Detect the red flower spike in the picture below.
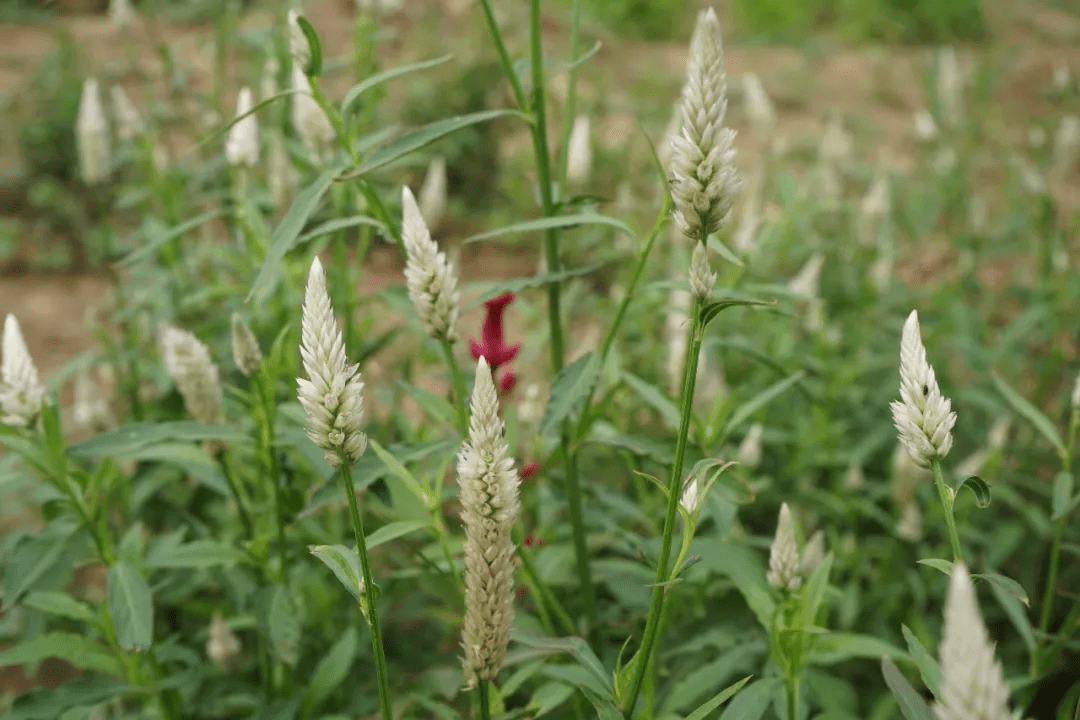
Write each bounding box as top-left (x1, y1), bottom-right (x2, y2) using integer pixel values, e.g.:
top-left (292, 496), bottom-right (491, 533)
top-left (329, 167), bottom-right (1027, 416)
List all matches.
top-left (499, 370), bottom-right (517, 397)
top-left (468, 292), bottom-right (521, 373)
top-left (520, 461), bottom-right (540, 480)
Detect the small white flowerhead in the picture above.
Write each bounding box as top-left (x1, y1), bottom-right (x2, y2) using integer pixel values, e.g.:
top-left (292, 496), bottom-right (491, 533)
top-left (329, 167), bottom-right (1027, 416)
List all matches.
top-left (669, 8), bottom-right (741, 240)
top-left (890, 310), bottom-right (957, 468)
top-left (800, 530), bottom-right (826, 577)
top-left (1053, 65), bottom-right (1072, 92)
top-left (969, 195), bottom-right (988, 234)
top-left (110, 85), bottom-right (145, 143)
top-left (861, 168), bottom-right (891, 224)
top-left (268, 133), bottom-right (297, 209)
top-left (1, 315), bottom-right (46, 428)
top-left (934, 563), bottom-right (1012, 720)
top-left (1071, 372), bottom-right (1080, 413)
top-left (914, 109), bottom-right (938, 142)
top-left (230, 313), bottom-right (263, 377)
top-left (566, 114), bottom-right (593, 186)
top-left (291, 65), bottom-right (335, 160)
top-left (737, 423), bottom-right (763, 469)
top-left (789, 253), bottom-right (824, 298)
top-left (418, 155), bottom-right (448, 229)
top-left (517, 383), bottom-right (544, 425)
top-left (298, 257), bottom-right (367, 467)
top-left (225, 87), bottom-right (259, 168)
top-left (77, 78), bottom-right (111, 186)
top-left (401, 186), bottom-right (461, 342)
top-left (843, 462), bottom-right (864, 492)
top-left (206, 612), bottom-right (241, 671)
top-left (733, 169), bottom-right (761, 257)
top-left (72, 367), bottom-right (110, 432)
top-left (679, 477), bottom-right (700, 515)
top-left (688, 243), bottom-right (716, 301)
top-left (109, 0), bottom-right (136, 30)
top-left (1051, 115), bottom-right (1080, 178)
top-left (742, 72), bottom-right (774, 147)
top-left (288, 10), bottom-right (312, 73)
top-left (819, 113), bottom-right (853, 166)
top-left (161, 326), bottom-right (224, 428)
top-left (896, 500), bottom-right (923, 542)
top-left (768, 503), bottom-right (801, 590)
top-left (261, 58), bottom-right (280, 101)
top-left (936, 47), bottom-right (964, 130)
top-left (459, 356), bottom-right (520, 687)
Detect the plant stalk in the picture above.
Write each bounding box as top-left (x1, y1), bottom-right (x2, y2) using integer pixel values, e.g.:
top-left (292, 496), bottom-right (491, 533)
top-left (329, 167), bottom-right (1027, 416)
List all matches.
top-left (439, 337), bottom-right (470, 435)
top-left (478, 679), bottom-right (492, 720)
top-left (931, 459), bottom-right (963, 563)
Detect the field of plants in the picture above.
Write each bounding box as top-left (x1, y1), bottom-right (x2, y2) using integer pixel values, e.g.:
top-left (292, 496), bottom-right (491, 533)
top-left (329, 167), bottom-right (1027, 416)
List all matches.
top-left (0, 0), bottom-right (1079, 718)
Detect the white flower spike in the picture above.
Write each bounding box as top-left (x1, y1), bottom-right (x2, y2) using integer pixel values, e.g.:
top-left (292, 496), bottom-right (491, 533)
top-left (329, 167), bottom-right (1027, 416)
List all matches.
top-left (77, 79), bottom-right (111, 186)
top-left (688, 243), bottom-right (716, 301)
top-left (669, 8), bottom-right (741, 240)
top-left (225, 87), bottom-right (259, 168)
top-left (1, 315), bottom-right (46, 428)
top-left (291, 65), bottom-right (336, 160)
top-left (401, 186), bottom-right (461, 342)
top-left (298, 257), bottom-right (367, 467)
top-left (767, 503), bottom-right (801, 591)
top-left (679, 477), bottom-right (700, 515)
top-left (890, 310), bottom-right (957, 468)
top-left (288, 10), bottom-right (312, 73)
top-left (737, 422), bottom-right (763, 469)
top-left (161, 326), bottom-right (224, 428)
top-left (110, 85), bottom-right (145, 143)
top-left (230, 313), bottom-right (263, 377)
top-left (742, 72), bottom-right (775, 146)
top-left (566, 114), bottom-right (593, 186)
top-left (418, 155), bottom-right (448, 229)
top-left (934, 563), bottom-right (1012, 720)
top-left (206, 612), bottom-right (242, 671)
top-left (459, 356), bottom-right (520, 688)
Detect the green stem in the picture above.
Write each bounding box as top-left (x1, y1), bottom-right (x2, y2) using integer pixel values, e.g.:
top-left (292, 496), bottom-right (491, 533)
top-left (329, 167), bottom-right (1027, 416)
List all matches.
top-left (1033, 515), bottom-right (1066, 673)
top-left (931, 460), bottom-right (963, 563)
top-left (256, 376), bottom-right (288, 582)
top-left (786, 674), bottom-right (800, 720)
top-left (440, 337), bottom-right (470, 435)
top-left (338, 458), bottom-right (394, 720)
top-left (216, 452), bottom-right (254, 541)
top-left (477, 0), bottom-right (528, 110)
top-left (478, 680), bottom-right (492, 720)
top-left (515, 522), bottom-right (576, 637)
top-left (625, 297), bottom-right (703, 717)
top-left (561, 443), bottom-right (597, 636)
top-left (1037, 596), bottom-right (1080, 677)
top-left (432, 510), bottom-right (465, 596)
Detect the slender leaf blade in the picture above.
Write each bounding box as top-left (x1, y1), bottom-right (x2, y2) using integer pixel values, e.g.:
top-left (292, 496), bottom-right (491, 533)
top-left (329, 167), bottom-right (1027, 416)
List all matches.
top-left (465, 214), bottom-right (634, 244)
top-left (539, 353), bottom-right (600, 438)
top-left (107, 562), bottom-right (153, 651)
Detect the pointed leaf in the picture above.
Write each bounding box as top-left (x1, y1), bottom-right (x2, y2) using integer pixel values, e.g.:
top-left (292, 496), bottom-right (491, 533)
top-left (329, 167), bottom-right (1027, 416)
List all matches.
top-left (991, 372), bottom-right (1066, 460)
top-left (901, 625), bottom-right (942, 697)
top-left (67, 422), bottom-right (246, 458)
top-left (340, 54), bottom-right (453, 116)
top-left (397, 381), bottom-right (457, 429)
top-left (511, 630), bottom-right (613, 695)
top-left (973, 572), bottom-right (1029, 607)
top-left (622, 372), bottom-right (681, 429)
top-left (365, 520), bottom-right (430, 550)
top-left (309, 627), bottom-right (358, 705)
top-left (717, 677), bottom-right (782, 720)
top-left (367, 438), bottom-right (428, 506)
top-left (120, 211), bottom-right (224, 268)
top-left (684, 676), bottom-right (753, 720)
top-left (107, 562), bottom-right (153, 651)
top-left (955, 475), bottom-right (991, 508)
top-left (808, 631), bottom-right (906, 665)
top-left (294, 15), bottom-right (322, 76)
top-left (0, 633), bottom-right (122, 676)
top-left (296, 216), bottom-right (387, 245)
top-left (143, 540), bottom-right (247, 569)
top-left (917, 558), bottom-right (954, 575)
top-left (1051, 471), bottom-right (1075, 521)
top-left (797, 554), bottom-right (834, 628)
top-left (268, 585), bottom-right (301, 665)
top-left (699, 296), bottom-right (774, 330)
top-left (341, 110), bottom-right (524, 178)
top-left (881, 657), bottom-right (935, 720)
top-left (718, 371), bottom-right (806, 444)
top-left (21, 591), bottom-right (95, 625)
top-left (465, 214), bottom-right (634, 244)
top-left (468, 265), bottom-right (601, 307)
top-left (309, 544), bottom-right (363, 602)
top-left (539, 352), bottom-right (600, 438)
top-left (987, 578), bottom-right (1035, 652)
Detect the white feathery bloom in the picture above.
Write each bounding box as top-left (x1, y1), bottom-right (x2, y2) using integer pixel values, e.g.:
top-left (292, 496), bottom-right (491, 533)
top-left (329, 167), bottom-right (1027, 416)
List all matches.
top-left (679, 477), bottom-right (701, 515)
top-left (767, 503), bottom-right (801, 591)
top-left (298, 257), bottom-right (367, 467)
top-left (110, 85), bottom-right (144, 142)
top-left (401, 186), bottom-right (461, 342)
top-left (871, 251), bottom-right (894, 293)
top-left (73, 368), bottom-right (110, 432)
top-left (1053, 65), bottom-right (1072, 92)
top-left (206, 612), bottom-right (241, 671)
top-left (459, 356), bottom-right (520, 688)
top-left (268, 133), bottom-right (297, 209)
top-left (1, 315), bottom-right (46, 428)
top-left (800, 530), bottom-right (826, 577)
top-left (896, 500), bottom-right (923, 542)
top-left (914, 109), bottom-right (938, 142)
top-left (109, 0), bottom-right (136, 29)
top-left (669, 8), bottom-right (741, 240)
top-left (819, 113), bottom-right (853, 166)
top-left (890, 310), bottom-right (957, 468)
top-left (1028, 126), bottom-right (1047, 150)
top-left (288, 10), bottom-right (312, 72)
top-left (517, 383), bottom-right (544, 425)
top-left (737, 422), bottom-right (763, 469)
top-left (261, 58), bottom-right (279, 101)
top-left (742, 72), bottom-right (774, 146)
top-left (1071, 373), bottom-right (1080, 412)
top-left (1051, 115), bottom-right (1080, 177)
top-left (225, 87), bottom-right (259, 168)
top-left (861, 169), bottom-right (891, 224)
top-left (418, 155), bottom-right (448, 229)
top-left (732, 169), bottom-right (761, 256)
top-left (688, 243), bottom-right (716, 301)
top-left (844, 462), bottom-right (864, 492)
top-left (987, 417), bottom-right (1010, 451)
top-left (789, 253), bottom-right (824, 298)
top-left (291, 65), bottom-right (336, 160)
top-left (892, 441), bottom-right (927, 506)
top-left (231, 313), bottom-right (263, 377)
top-left (77, 79), bottom-right (111, 185)
top-left (934, 563), bottom-right (1012, 720)
top-left (936, 47), bottom-right (964, 130)
top-left (161, 326), bottom-right (224, 427)
top-left (566, 114), bottom-right (593, 186)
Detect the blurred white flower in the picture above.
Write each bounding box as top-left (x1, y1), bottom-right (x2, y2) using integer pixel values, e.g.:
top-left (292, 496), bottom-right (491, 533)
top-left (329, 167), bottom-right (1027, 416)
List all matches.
top-left (225, 87), bottom-right (259, 168)
top-left (230, 313), bottom-right (263, 377)
top-left (843, 462), bottom-right (864, 492)
top-left (161, 326), bottom-right (224, 429)
top-left (767, 503), bottom-right (801, 591)
top-left (109, 0), bottom-right (136, 30)
top-left (914, 109), bottom-right (938, 142)
top-left (77, 79), bottom-right (111, 185)
top-left (789, 253), bottom-right (824, 298)
top-left (1072, 373), bottom-right (1080, 412)
top-left (206, 612), bottom-right (241, 671)
top-left (261, 58), bottom-right (279, 101)
top-left (860, 168), bottom-right (891, 237)
top-left (896, 500), bottom-right (923, 542)
top-left (891, 310), bottom-right (956, 468)
top-left (1, 315), bottom-right (46, 428)
top-left (968, 195), bottom-right (988, 234)
top-left (288, 10), bottom-right (312, 72)
top-left (679, 477), bottom-right (701, 515)
top-left (517, 383), bottom-right (544, 425)
top-left (742, 72), bottom-right (775, 147)
top-left (72, 367), bottom-right (110, 432)
top-left (800, 530), bottom-right (826, 577)
top-left (733, 168), bottom-right (761, 257)
top-left (110, 85), bottom-right (145, 142)
top-left (291, 65), bottom-right (336, 160)
top-left (1051, 115), bottom-right (1080, 177)
top-left (566, 114), bottom-right (593, 186)
top-left (418, 155), bottom-right (448, 230)
top-left (1052, 65), bottom-right (1072, 92)
top-left (936, 47), bottom-right (964, 129)
top-left (665, 285), bottom-right (691, 396)
top-left (870, 250), bottom-right (894, 293)
top-left (670, 8), bottom-right (741, 240)
top-left (934, 563), bottom-right (1012, 720)
top-left (1027, 126), bottom-right (1047, 150)
top-left (819, 113), bottom-right (853, 166)
top-left (737, 423), bottom-right (763, 469)
top-left (268, 133), bottom-right (297, 209)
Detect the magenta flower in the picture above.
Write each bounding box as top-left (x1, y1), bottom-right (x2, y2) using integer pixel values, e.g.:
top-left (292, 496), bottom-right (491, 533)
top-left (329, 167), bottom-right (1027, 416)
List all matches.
top-left (469, 293), bottom-right (521, 373)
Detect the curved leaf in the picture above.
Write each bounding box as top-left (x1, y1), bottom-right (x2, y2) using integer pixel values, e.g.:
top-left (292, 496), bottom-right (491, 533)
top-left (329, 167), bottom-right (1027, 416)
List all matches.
top-left (340, 55), bottom-right (453, 117)
top-left (0, 633), bottom-right (122, 676)
top-left (991, 372), bottom-right (1065, 460)
top-left (465, 214), bottom-right (634, 244)
top-left (510, 630), bottom-right (613, 696)
top-left (956, 475), bottom-right (991, 508)
top-left (881, 657), bottom-right (935, 720)
top-left (540, 353), bottom-right (600, 438)
top-left (684, 675), bottom-right (753, 720)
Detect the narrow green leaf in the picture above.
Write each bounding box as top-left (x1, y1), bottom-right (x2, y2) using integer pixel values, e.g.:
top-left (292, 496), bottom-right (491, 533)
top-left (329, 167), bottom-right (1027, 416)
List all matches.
top-left (797, 554), bottom-right (834, 628)
top-left (309, 627), bottom-right (358, 705)
top-left (577, 685), bottom-right (622, 720)
top-left (294, 16), bottom-right (322, 76)
top-left (621, 372), bottom-right (681, 429)
top-left (719, 371), bottom-right (806, 444)
top-left (881, 657), bottom-right (936, 720)
top-left (67, 422), bottom-right (246, 458)
top-left (309, 544), bottom-right (363, 602)
top-left (0, 633), bottom-right (122, 676)
top-left (365, 520), bottom-right (430, 550)
top-left (695, 539), bottom-right (776, 629)
top-left (699, 296), bottom-right (774, 330)
top-left (956, 475), bottom-right (991, 508)
top-left (973, 572), bottom-right (1029, 607)
top-left (396, 381), bottom-right (457, 428)
top-left (684, 676), bottom-right (753, 720)
top-left (991, 372), bottom-right (1066, 459)
top-left (539, 353), bottom-right (600, 438)
top-left (340, 54), bottom-right (453, 116)
top-left (195, 90), bottom-right (299, 151)
top-left (717, 677), bottom-right (782, 720)
top-left (467, 265), bottom-right (601, 307)
top-left (143, 540), bottom-right (247, 569)
top-left (107, 562), bottom-right (153, 651)
top-left (367, 438), bottom-right (428, 505)
top-left (464, 214), bottom-right (634, 244)
top-left (660, 645), bottom-right (761, 714)
top-left (268, 585), bottom-right (301, 665)
top-left (987, 578), bottom-right (1035, 653)
top-left (917, 558), bottom-right (954, 575)
top-left (341, 110), bottom-right (523, 178)
top-left (901, 625), bottom-right (942, 696)
top-left (296, 216), bottom-right (387, 244)
top-left (2, 532), bottom-right (71, 610)
top-left (119, 211), bottom-right (224, 268)
top-left (247, 165), bottom-right (342, 303)
top-left (511, 630), bottom-right (613, 695)
top-left (1051, 471), bottom-right (1074, 521)
top-left (808, 631), bottom-right (906, 665)
top-left (21, 591), bottom-right (95, 624)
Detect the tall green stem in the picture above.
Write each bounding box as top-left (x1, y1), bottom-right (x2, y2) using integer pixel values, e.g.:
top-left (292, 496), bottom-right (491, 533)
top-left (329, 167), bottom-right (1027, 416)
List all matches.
top-left (786, 675), bottom-right (800, 720)
top-left (930, 460), bottom-right (962, 563)
top-left (216, 452), bottom-right (254, 541)
top-left (1032, 515), bottom-right (1066, 675)
top-left (338, 458), bottom-right (394, 719)
top-left (439, 338), bottom-right (470, 435)
top-left (625, 296), bottom-right (703, 715)
top-left (478, 680), bottom-right (492, 720)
